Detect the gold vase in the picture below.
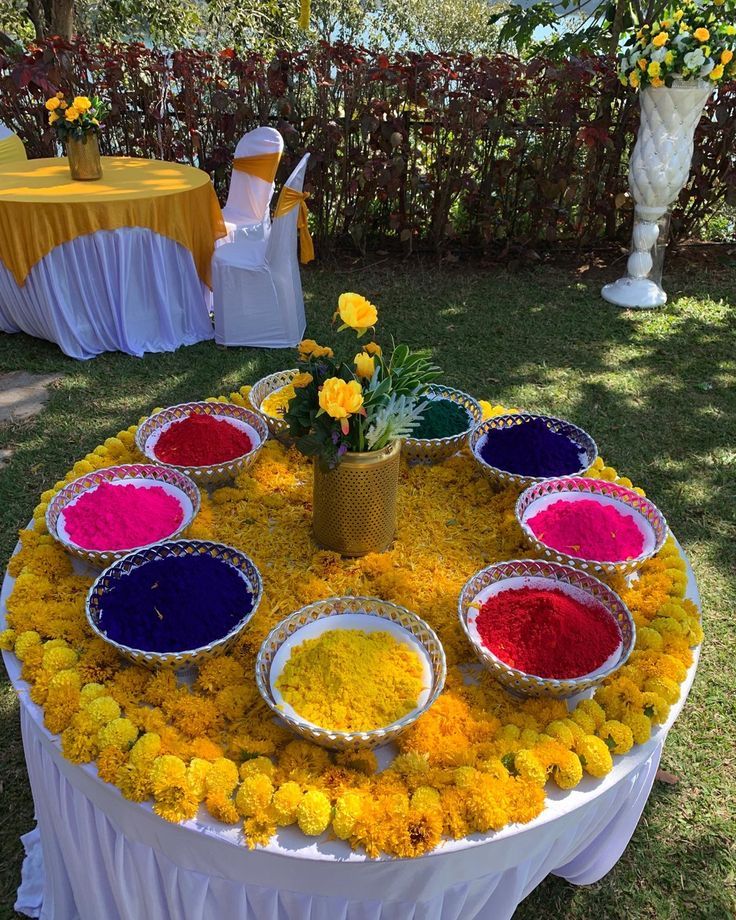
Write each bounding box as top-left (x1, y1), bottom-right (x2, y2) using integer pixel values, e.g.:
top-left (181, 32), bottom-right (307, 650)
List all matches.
top-left (312, 440), bottom-right (401, 556)
top-left (67, 135), bottom-right (102, 181)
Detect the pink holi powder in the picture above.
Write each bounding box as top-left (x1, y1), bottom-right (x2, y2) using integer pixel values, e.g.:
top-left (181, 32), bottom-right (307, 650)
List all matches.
top-left (62, 481), bottom-right (185, 551)
top-left (527, 498), bottom-right (646, 562)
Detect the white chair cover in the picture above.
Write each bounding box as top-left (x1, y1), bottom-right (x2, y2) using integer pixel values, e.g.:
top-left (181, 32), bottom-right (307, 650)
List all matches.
top-left (212, 153), bottom-right (310, 348)
top-left (0, 121), bottom-right (27, 165)
top-left (221, 127), bottom-right (284, 245)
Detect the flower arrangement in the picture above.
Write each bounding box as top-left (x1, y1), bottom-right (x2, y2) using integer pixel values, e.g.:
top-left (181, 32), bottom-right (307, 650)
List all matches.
top-left (45, 93), bottom-right (109, 140)
top-left (0, 390), bottom-right (702, 857)
top-left (619, 1), bottom-right (736, 89)
top-left (283, 293), bottom-right (441, 466)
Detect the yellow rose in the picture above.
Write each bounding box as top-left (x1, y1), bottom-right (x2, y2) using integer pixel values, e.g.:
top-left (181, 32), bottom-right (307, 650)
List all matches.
top-left (363, 341), bottom-right (382, 357)
top-left (629, 70), bottom-right (640, 88)
top-left (73, 96), bottom-right (92, 112)
top-left (652, 32), bottom-right (668, 47)
top-left (297, 339), bottom-right (334, 360)
top-left (48, 111), bottom-right (60, 124)
top-left (665, 51), bottom-right (675, 65)
top-left (709, 64), bottom-right (724, 81)
top-left (65, 107), bottom-right (80, 122)
top-left (693, 28), bottom-right (710, 42)
top-left (638, 58), bottom-right (648, 71)
top-left (318, 378), bottom-right (364, 434)
top-left (722, 50), bottom-right (734, 65)
top-left (647, 61), bottom-right (661, 77)
top-left (353, 352), bottom-right (375, 379)
top-left (673, 9), bottom-right (684, 20)
top-left (651, 76), bottom-right (665, 87)
top-left (45, 97), bottom-right (60, 111)
top-left (336, 293), bottom-right (377, 336)
top-left (292, 372), bottom-right (313, 388)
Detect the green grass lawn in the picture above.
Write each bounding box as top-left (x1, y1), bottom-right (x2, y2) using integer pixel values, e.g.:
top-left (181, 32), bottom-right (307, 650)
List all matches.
top-left (1, 259), bottom-right (734, 919)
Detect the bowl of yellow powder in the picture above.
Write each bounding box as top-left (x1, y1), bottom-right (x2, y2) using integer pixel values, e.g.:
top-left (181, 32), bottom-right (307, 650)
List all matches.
top-left (255, 596), bottom-right (447, 751)
top-left (249, 368), bottom-right (300, 443)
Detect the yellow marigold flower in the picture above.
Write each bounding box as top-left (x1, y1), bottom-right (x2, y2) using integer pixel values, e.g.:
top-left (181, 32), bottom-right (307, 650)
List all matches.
top-left (61, 711), bottom-right (99, 764)
top-left (693, 27), bottom-right (709, 42)
top-left (577, 699), bottom-right (606, 730)
top-left (244, 807), bottom-right (278, 848)
top-left (97, 745), bottom-right (127, 783)
top-left (42, 644), bottom-right (78, 674)
top-left (545, 720), bottom-right (575, 747)
top-left (129, 731), bottom-right (162, 765)
top-left (15, 630), bottom-right (42, 661)
top-left (641, 691), bottom-right (670, 724)
top-left (0, 628), bottom-right (16, 651)
top-left (72, 96), bottom-right (92, 112)
top-left (636, 626), bottom-right (664, 651)
top-left (297, 338), bottom-right (334, 360)
top-left (204, 757), bottom-right (239, 796)
top-left (709, 64), bottom-right (724, 81)
top-left (336, 292), bottom-right (378, 336)
top-left (116, 762), bottom-right (152, 802)
top-left (514, 750), bottom-right (547, 786)
top-left (363, 341), bottom-right (382, 357)
top-left (549, 749), bottom-right (583, 789)
top-left (150, 755), bottom-right (198, 823)
top-left (206, 789), bottom-right (240, 824)
top-left (235, 774), bottom-right (274, 816)
top-left (332, 791), bottom-right (364, 838)
top-left (272, 781), bottom-right (303, 825)
top-left (722, 49), bottom-right (734, 65)
top-left (385, 807), bottom-right (443, 857)
top-left (570, 708), bottom-right (596, 735)
top-left (98, 717), bottom-right (138, 751)
top-left (85, 695), bottom-right (121, 727)
top-left (239, 756), bottom-right (275, 780)
top-left (353, 351), bottom-right (376, 379)
top-left (79, 682), bottom-right (107, 704)
top-left (652, 31), bottom-right (668, 47)
top-left (466, 788), bottom-right (509, 833)
top-left (576, 735), bottom-right (613, 778)
top-left (622, 711), bottom-right (652, 744)
top-left (597, 720), bottom-right (634, 755)
top-left (65, 106), bottom-right (80, 122)
top-left (643, 675), bottom-right (680, 705)
top-left (187, 758), bottom-right (211, 800)
top-left (411, 786), bottom-right (441, 811)
top-left (318, 378), bottom-right (364, 434)
top-left (296, 789), bottom-right (332, 836)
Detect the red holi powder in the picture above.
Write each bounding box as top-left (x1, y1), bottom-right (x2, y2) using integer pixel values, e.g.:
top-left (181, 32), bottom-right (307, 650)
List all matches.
top-left (475, 586), bottom-right (621, 678)
top-left (154, 415), bottom-right (253, 467)
top-left (527, 498), bottom-right (645, 562)
top-left (63, 481), bottom-right (185, 551)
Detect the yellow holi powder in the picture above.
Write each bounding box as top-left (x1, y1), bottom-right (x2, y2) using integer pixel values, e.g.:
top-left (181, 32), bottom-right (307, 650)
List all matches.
top-left (261, 385), bottom-right (296, 419)
top-left (276, 628), bottom-right (425, 731)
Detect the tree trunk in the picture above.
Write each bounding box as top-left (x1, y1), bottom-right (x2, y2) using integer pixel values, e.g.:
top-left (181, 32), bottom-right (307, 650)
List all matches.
top-left (26, 0), bottom-right (47, 40)
top-left (51, 0), bottom-right (74, 38)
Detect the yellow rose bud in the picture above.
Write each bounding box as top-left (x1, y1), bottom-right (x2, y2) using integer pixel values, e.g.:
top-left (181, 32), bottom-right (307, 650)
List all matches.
top-left (291, 372), bottom-right (313, 388)
top-left (335, 292), bottom-right (378, 336)
top-left (693, 28), bottom-right (710, 42)
top-left (45, 97), bottom-right (60, 111)
top-left (652, 32), bottom-right (668, 47)
top-left (353, 352), bottom-right (375, 379)
top-left (722, 50), bottom-right (734, 65)
top-left (673, 9), bottom-right (684, 20)
top-left (709, 64), bottom-right (724, 81)
top-left (318, 378), bottom-right (364, 434)
top-left (48, 111), bottom-right (60, 124)
top-left (72, 96), bottom-right (92, 112)
top-left (638, 58), bottom-right (648, 71)
top-left (363, 341), bottom-right (382, 357)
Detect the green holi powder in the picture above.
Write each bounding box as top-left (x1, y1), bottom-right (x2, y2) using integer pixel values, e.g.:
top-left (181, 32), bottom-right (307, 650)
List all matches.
top-left (412, 398), bottom-right (472, 439)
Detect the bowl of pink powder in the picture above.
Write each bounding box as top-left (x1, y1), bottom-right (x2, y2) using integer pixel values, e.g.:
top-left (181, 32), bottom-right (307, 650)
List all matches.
top-left (47, 464), bottom-right (200, 568)
top-left (136, 402), bottom-right (269, 486)
top-left (516, 476), bottom-right (668, 576)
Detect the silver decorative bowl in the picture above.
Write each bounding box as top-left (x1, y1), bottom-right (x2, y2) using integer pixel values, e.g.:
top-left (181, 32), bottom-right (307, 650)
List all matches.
top-left (136, 401), bottom-right (268, 487)
top-left (516, 476), bottom-right (669, 577)
top-left (403, 385), bottom-right (483, 464)
top-left (469, 413), bottom-right (598, 490)
top-left (458, 559), bottom-right (635, 699)
top-left (46, 464), bottom-right (201, 568)
top-left (255, 596), bottom-right (447, 751)
top-left (86, 540), bottom-right (263, 670)
top-left (248, 368), bottom-right (299, 444)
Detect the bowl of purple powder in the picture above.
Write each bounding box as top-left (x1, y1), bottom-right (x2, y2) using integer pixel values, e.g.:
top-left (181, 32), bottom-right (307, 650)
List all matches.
top-left (469, 413), bottom-right (598, 489)
top-left (86, 540), bottom-right (263, 669)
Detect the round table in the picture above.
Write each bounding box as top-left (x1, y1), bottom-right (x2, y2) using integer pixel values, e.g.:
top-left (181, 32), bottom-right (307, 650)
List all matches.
top-left (2, 542), bottom-right (700, 920)
top-left (0, 157), bottom-right (226, 359)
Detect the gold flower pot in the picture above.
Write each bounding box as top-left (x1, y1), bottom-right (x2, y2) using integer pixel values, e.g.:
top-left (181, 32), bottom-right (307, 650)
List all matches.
top-left (312, 440), bottom-right (401, 556)
top-left (67, 135), bottom-right (102, 181)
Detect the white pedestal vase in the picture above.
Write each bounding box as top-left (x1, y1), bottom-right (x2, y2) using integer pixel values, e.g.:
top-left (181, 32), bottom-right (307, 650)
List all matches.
top-left (602, 79), bottom-right (711, 309)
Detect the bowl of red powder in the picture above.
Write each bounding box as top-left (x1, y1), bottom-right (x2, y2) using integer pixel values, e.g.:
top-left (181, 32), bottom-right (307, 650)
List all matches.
top-left (86, 540), bottom-right (263, 669)
top-left (458, 559), bottom-right (635, 698)
top-left (46, 464), bottom-right (200, 568)
top-left (516, 476), bottom-right (668, 576)
top-left (136, 402), bottom-right (269, 486)
top-left (469, 414), bottom-right (598, 489)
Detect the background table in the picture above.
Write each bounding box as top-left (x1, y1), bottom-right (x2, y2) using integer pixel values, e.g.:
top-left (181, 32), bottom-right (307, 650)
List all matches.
top-left (0, 157), bottom-right (225, 359)
top-left (1, 545), bottom-right (700, 920)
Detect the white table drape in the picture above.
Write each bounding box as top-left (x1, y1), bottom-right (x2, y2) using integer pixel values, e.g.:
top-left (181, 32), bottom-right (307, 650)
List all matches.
top-left (0, 229), bottom-right (214, 360)
top-left (2, 543), bottom-right (700, 920)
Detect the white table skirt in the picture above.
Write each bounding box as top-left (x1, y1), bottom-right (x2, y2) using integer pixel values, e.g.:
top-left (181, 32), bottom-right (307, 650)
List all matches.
top-left (3, 544), bottom-right (700, 920)
top-left (0, 228), bottom-right (214, 360)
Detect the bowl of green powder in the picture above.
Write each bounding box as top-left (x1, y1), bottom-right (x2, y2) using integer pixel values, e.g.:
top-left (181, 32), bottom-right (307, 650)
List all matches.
top-left (404, 385), bottom-right (482, 464)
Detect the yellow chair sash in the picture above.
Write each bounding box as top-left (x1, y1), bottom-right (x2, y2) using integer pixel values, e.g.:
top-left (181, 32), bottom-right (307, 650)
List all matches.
top-left (274, 187), bottom-right (315, 264)
top-left (232, 151), bottom-right (281, 184)
top-left (0, 133), bottom-right (27, 166)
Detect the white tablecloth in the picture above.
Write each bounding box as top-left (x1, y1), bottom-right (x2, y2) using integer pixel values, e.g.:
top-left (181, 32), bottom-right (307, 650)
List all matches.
top-left (0, 228), bottom-right (214, 360)
top-left (2, 546), bottom-right (700, 920)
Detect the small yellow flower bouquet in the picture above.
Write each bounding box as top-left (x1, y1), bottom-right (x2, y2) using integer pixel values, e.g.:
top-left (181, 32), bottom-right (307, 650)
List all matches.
top-left (284, 293), bottom-right (441, 466)
top-left (618, 1), bottom-right (736, 89)
top-left (45, 92), bottom-right (109, 141)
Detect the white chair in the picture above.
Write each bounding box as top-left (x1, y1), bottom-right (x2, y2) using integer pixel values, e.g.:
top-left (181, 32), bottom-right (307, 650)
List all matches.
top-left (221, 126), bottom-right (283, 245)
top-left (212, 153), bottom-right (312, 348)
top-left (0, 122), bottom-right (27, 166)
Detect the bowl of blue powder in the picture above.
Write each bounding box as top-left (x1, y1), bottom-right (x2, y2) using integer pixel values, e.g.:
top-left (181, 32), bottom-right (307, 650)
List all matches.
top-left (404, 384), bottom-right (482, 465)
top-left (86, 540), bottom-right (263, 669)
top-left (470, 413), bottom-right (598, 489)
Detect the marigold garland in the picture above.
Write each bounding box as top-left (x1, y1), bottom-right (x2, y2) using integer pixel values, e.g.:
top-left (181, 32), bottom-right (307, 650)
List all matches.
top-left (0, 385), bottom-right (702, 858)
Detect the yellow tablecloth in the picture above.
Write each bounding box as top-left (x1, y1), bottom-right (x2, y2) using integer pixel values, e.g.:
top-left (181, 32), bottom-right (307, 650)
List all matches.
top-left (0, 157), bottom-right (226, 288)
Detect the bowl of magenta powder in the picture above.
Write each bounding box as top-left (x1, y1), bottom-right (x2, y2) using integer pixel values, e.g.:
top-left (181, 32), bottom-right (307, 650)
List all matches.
top-left (516, 476), bottom-right (668, 576)
top-left (458, 559), bottom-right (635, 698)
top-left (46, 464), bottom-right (200, 568)
top-left (469, 413), bottom-right (597, 488)
top-left (86, 540), bottom-right (263, 668)
top-left (403, 384), bottom-right (482, 464)
top-left (136, 402), bottom-right (269, 486)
